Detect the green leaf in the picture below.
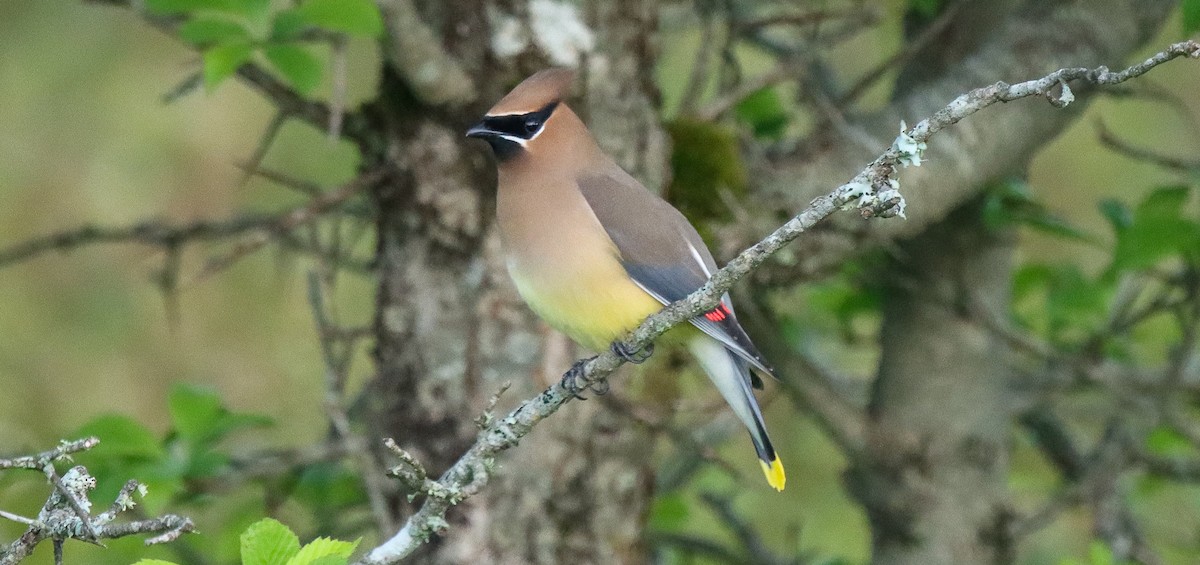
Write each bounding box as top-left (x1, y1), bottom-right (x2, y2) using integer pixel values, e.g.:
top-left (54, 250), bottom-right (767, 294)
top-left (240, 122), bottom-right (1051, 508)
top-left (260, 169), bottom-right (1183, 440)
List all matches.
top-left (734, 87), bottom-right (789, 139)
top-left (1146, 425), bottom-right (1193, 457)
top-left (1088, 540), bottom-right (1115, 565)
top-left (293, 462), bottom-right (368, 511)
top-left (1109, 186), bottom-right (1199, 273)
top-left (168, 383), bottom-right (272, 443)
top-left (179, 17), bottom-right (252, 46)
top-left (146, 0), bottom-right (226, 14)
top-left (75, 415), bottom-right (164, 460)
top-left (169, 384), bottom-right (225, 441)
top-left (664, 119), bottom-right (747, 236)
top-left (222, 0), bottom-right (271, 19)
top-left (1098, 199), bottom-right (1132, 232)
top-left (306, 557), bottom-right (349, 565)
top-left (296, 0), bottom-right (384, 37)
top-left (1184, 0), bottom-right (1200, 35)
top-left (286, 537), bottom-right (361, 565)
top-left (242, 518), bottom-right (301, 565)
top-left (909, 0), bottom-right (943, 18)
top-left (203, 42), bottom-right (255, 91)
top-left (147, 0), bottom-right (267, 17)
top-left (265, 44), bottom-right (324, 95)
top-left (271, 9), bottom-right (311, 41)
top-left (648, 493), bottom-right (690, 529)
top-left (1138, 185), bottom-right (1190, 218)
top-left (983, 179), bottom-right (1095, 243)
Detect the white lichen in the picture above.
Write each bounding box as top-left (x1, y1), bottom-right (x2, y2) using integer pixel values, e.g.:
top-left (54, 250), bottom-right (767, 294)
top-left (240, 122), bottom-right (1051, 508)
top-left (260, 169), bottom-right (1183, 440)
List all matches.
top-left (891, 120), bottom-right (927, 168)
top-left (115, 489), bottom-right (137, 511)
top-left (529, 0), bottom-right (595, 66)
top-left (877, 179), bottom-right (907, 219)
top-left (843, 179), bottom-right (907, 219)
top-left (488, 1), bottom-right (595, 66)
top-left (841, 181), bottom-right (874, 211)
top-left (490, 12), bottom-right (527, 59)
top-left (1056, 80), bottom-right (1074, 106)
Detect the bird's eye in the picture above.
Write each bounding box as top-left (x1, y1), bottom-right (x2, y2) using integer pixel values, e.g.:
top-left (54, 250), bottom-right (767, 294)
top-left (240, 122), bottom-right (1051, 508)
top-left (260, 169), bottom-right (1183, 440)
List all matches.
top-left (523, 118), bottom-right (542, 134)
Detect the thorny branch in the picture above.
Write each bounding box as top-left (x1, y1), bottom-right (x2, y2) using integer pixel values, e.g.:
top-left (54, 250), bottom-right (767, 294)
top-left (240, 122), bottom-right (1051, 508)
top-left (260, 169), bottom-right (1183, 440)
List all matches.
top-left (354, 40), bottom-right (1200, 565)
top-left (0, 439), bottom-right (194, 564)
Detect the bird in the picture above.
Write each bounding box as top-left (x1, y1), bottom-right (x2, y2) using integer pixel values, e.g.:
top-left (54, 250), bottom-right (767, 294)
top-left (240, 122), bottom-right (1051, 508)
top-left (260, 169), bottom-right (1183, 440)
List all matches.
top-left (466, 68), bottom-right (785, 491)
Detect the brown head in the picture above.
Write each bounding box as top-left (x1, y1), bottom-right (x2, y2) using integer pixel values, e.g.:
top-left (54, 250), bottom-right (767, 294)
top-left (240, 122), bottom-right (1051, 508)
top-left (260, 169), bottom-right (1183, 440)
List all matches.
top-left (467, 69), bottom-right (596, 165)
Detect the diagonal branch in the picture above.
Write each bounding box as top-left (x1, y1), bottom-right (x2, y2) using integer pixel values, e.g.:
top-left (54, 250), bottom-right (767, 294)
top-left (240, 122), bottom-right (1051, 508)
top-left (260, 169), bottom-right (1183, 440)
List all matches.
top-left (354, 40), bottom-right (1200, 565)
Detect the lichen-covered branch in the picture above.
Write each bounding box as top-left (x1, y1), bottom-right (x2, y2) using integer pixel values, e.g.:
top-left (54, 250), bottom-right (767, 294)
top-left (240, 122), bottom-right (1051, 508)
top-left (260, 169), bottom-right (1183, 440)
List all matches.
top-left (353, 39), bottom-right (1199, 564)
top-left (0, 440), bottom-right (194, 564)
top-left (0, 438), bottom-right (98, 471)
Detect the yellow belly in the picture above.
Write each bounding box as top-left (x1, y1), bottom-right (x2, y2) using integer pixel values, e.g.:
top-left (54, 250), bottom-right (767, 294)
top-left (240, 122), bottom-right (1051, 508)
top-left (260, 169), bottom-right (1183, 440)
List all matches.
top-left (508, 258), bottom-right (663, 351)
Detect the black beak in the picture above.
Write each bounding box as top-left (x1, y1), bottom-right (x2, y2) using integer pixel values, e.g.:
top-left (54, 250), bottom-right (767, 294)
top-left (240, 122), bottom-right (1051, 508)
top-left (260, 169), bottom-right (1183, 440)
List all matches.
top-left (466, 121), bottom-right (494, 139)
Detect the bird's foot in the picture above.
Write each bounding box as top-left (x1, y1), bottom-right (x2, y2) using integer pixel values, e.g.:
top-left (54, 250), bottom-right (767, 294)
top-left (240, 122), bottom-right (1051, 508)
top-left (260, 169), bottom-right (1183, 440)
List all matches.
top-left (560, 356), bottom-right (598, 400)
top-left (612, 341), bottom-right (654, 364)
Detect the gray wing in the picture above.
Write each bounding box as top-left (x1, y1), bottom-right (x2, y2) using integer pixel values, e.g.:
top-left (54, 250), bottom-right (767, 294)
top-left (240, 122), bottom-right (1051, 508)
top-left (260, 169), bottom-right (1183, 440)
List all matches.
top-left (576, 166), bottom-right (775, 383)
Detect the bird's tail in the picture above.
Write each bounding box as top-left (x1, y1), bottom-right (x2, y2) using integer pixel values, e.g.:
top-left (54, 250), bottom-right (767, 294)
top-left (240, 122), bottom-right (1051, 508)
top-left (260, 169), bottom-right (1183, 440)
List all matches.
top-left (687, 335), bottom-right (785, 492)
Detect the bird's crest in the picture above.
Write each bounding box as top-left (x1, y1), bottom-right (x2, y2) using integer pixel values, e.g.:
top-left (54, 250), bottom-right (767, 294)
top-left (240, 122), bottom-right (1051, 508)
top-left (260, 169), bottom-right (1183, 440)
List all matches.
top-left (488, 68), bottom-right (576, 116)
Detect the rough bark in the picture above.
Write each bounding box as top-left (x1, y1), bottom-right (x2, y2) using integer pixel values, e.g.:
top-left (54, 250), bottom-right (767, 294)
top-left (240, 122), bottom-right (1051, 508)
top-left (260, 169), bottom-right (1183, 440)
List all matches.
top-left (364, 1), bottom-right (663, 563)
top-left (850, 201), bottom-right (1016, 565)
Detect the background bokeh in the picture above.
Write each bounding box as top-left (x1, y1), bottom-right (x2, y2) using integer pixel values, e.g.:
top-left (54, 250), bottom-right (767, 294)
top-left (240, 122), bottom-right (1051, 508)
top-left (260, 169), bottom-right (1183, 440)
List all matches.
top-left (1, 1), bottom-right (1198, 564)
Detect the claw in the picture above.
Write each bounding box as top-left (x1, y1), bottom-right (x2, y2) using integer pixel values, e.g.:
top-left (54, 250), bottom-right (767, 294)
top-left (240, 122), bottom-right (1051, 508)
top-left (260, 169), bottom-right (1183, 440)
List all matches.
top-left (612, 341), bottom-right (654, 364)
top-left (560, 357), bottom-right (595, 400)
top-left (590, 377), bottom-right (610, 396)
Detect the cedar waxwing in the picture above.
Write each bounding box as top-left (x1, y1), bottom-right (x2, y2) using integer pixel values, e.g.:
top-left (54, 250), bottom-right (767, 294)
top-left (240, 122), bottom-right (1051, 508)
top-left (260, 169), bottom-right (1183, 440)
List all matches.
top-left (467, 69), bottom-right (785, 491)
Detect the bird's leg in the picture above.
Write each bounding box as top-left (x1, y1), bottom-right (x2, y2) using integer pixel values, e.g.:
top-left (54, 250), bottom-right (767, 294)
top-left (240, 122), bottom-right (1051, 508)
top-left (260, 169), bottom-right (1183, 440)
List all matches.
top-left (560, 356), bottom-right (597, 400)
top-left (612, 341), bottom-right (654, 364)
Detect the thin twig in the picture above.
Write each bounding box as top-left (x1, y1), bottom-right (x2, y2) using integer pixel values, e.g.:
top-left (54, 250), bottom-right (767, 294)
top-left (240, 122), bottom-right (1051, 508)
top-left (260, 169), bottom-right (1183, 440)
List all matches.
top-left (0, 218), bottom-right (274, 268)
top-left (329, 35), bottom-right (348, 141)
top-left (0, 441), bottom-right (195, 564)
top-left (699, 492), bottom-right (795, 565)
top-left (1096, 120), bottom-right (1200, 173)
top-left (191, 168), bottom-right (386, 283)
top-left (308, 272), bottom-right (395, 536)
top-left (835, 1), bottom-right (963, 108)
top-left (42, 466), bottom-right (101, 542)
top-left (237, 110), bottom-right (290, 189)
top-left (0, 438), bottom-right (99, 471)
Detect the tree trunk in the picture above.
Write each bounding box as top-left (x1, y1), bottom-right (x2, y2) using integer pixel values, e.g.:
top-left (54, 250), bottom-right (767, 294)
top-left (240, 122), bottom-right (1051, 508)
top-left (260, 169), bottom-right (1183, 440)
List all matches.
top-left (850, 201), bottom-right (1016, 565)
top-left (365, 1), bottom-right (664, 562)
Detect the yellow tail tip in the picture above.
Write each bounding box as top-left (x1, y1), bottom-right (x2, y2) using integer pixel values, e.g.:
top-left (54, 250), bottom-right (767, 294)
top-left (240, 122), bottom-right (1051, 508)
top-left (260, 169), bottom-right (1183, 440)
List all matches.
top-left (759, 456), bottom-right (786, 492)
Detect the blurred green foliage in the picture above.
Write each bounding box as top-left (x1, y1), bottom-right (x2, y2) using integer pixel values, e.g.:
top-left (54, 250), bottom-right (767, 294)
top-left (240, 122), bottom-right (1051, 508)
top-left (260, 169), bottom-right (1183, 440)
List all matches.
top-left (1184, 0), bottom-right (1200, 34)
top-left (74, 384), bottom-right (270, 513)
top-left (664, 119), bottom-right (747, 237)
top-left (1, 1), bottom-right (1199, 564)
top-left (156, 0), bottom-right (382, 93)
